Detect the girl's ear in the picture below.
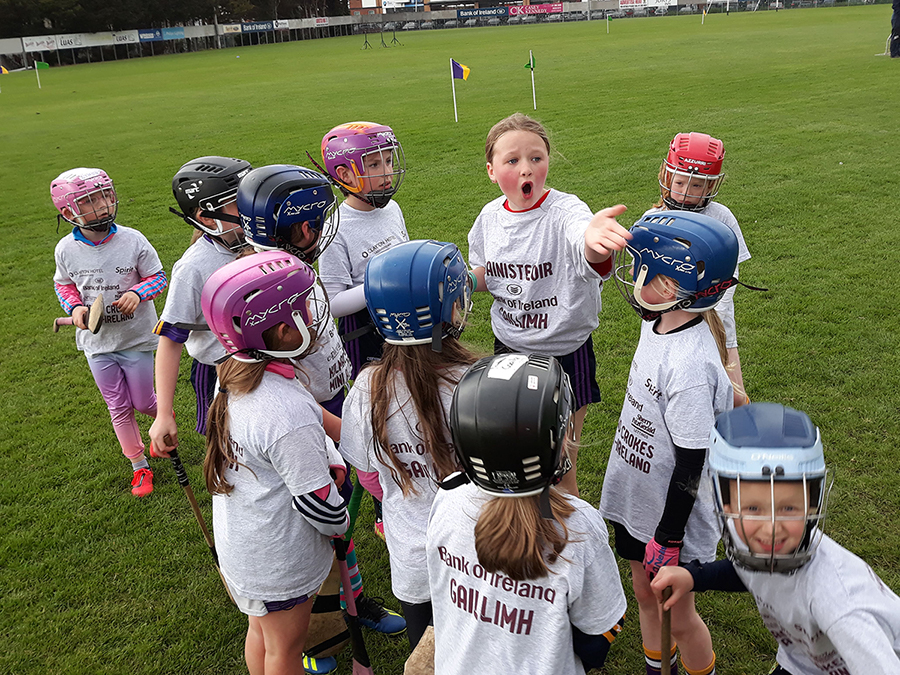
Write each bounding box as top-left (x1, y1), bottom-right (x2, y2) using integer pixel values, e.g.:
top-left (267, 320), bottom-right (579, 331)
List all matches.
top-left (486, 162), bottom-right (496, 183)
top-left (335, 165), bottom-right (359, 189)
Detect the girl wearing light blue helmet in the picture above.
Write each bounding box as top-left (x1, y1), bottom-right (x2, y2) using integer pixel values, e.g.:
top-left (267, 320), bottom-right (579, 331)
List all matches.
top-left (651, 403), bottom-right (900, 675)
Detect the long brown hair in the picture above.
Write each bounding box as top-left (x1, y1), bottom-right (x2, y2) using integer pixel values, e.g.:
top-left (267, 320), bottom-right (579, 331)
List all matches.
top-left (369, 338), bottom-right (479, 496)
top-left (474, 488), bottom-right (576, 581)
top-left (204, 357), bottom-right (266, 495)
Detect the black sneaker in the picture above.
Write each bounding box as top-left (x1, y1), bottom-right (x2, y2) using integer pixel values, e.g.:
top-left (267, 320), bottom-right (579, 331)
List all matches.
top-left (354, 595), bottom-right (406, 635)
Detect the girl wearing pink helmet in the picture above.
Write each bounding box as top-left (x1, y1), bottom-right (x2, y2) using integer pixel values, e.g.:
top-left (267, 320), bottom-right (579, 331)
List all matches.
top-left (201, 251), bottom-right (350, 675)
top-left (51, 167), bottom-right (168, 497)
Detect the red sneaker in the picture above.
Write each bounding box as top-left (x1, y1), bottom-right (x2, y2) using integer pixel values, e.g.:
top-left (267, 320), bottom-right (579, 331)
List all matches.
top-left (131, 468), bottom-right (154, 497)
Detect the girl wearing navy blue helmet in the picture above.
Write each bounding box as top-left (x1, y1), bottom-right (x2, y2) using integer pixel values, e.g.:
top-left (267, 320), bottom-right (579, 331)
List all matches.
top-left (599, 211), bottom-right (743, 675)
top-left (652, 403), bottom-right (900, 675)
top-left (338, 240), bottom-right (479, 650)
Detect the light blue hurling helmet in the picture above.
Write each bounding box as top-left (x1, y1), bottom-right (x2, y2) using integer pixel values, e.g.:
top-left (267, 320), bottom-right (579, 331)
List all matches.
top-left (237, 165), bottom-right (338, 264)
top-left (709, 403), bottom-right (830, 574)
top-left (614, 211), bottom-right (739, 321)
top-left (364, 240), bottom-right (472, 352)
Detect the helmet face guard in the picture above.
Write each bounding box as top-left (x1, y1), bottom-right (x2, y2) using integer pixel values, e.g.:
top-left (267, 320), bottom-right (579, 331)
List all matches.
top-left (238, 165), bottom-right (339, 264)
top-left (450, 354), bottom-right (574, 497)
top-left (660, 132), bottom-right (725, 211)
top-left (171, 156), bottom-right (252, 251)
top-left (710, 403), bottom-right (832, 574)
top-left (51, 168), bottom-right (118, 232)
top-left (321, 122), bottom-right (406, 208)
top-left (365, 240), bottom-right (472, 351)
top-left (613, 212), bottom-right (739, 321)
top-left (201, 251), bottom-right (328, 363)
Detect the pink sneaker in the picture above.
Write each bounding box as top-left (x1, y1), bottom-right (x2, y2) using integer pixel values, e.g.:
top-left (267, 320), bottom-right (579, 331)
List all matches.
top-left (131, 468), bottom-right (154, 497)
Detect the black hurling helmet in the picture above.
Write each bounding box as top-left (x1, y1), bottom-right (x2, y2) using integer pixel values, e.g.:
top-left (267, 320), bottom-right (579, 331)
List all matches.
top-left (450, 353), bottom-right (573, 498)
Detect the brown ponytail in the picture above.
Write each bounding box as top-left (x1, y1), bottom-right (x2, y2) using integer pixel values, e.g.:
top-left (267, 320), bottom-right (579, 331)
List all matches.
top-left (473, 488), bottom-right (576, 581)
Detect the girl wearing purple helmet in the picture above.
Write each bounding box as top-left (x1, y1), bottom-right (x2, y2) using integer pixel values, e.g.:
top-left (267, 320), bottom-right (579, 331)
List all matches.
top-left (201, 251), bottom-right (350, 675)
top-left (315, 121), bottom-right (410, 381)
top-left (51, 167), bottom-right (168, 497)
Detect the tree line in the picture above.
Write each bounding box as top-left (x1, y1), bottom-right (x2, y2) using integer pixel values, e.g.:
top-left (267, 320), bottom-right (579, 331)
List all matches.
top-left (1, 0), bottom-right (350, 40)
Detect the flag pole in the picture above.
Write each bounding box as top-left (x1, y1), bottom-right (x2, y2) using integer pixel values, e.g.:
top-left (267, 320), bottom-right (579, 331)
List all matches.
top-left (35, 63), bottom-right (42, 89)
top-left (607, 14), bottom-right (610, 34)
top-left (450, 58), bottom-right (458, 123)
top-left (529, 50), bottom-right (536, 110)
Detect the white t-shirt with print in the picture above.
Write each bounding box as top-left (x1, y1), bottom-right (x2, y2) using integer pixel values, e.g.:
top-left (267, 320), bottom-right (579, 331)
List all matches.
top-left (159, 235), bottom-right (238, 365)
top-left (735, 533), bottom-right (900, 674)
top-left (642, 202), bottom-right (750, 349)
top-left (599, 318), bottom-right (733, 562)
top-left (318, 200), bottom-right (408, 298)
top-left (296, 305), bottom-right (352, 404)
top-left (53, 225), bottom-right (162, 357)
top-left (426, 482), bottom-right (627, 675)
top-left (213, 371), bottom-right (335, 601)
top-left (468, 190), bottom-right (607, 356)
top-left (340, 364), bottom-right (466, 604)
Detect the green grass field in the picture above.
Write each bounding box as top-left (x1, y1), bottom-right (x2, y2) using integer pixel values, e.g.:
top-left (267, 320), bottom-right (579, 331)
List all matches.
top-left (1, 7), bottom-right (898, 674)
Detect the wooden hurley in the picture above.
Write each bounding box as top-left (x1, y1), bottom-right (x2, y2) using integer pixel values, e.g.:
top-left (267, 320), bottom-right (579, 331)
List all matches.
top-left (53, 293), bottom-right (104, 334)
top-left (661, 586), bottom-right (673, 675)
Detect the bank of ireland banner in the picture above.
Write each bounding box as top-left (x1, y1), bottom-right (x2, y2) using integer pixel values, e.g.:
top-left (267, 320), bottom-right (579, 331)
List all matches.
top-left (139, 29), bottom-right (163, 42)
top-left (457, 7), bottom-right (509, 18)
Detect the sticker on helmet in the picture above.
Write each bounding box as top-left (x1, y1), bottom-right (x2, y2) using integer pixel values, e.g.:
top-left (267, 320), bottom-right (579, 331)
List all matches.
top-left (486, 353), bottom-right (528, 380)
top-left (527, 375), bottom-right (539, 390)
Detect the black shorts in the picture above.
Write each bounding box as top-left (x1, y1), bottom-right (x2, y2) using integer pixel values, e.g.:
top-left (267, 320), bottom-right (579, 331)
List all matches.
top-left (494, 336), bottom-right (602, 410)
top-left (611, 520), bottom-right (648, 562)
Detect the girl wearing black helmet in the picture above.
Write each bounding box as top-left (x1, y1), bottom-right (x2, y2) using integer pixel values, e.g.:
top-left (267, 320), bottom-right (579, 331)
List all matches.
top-left (425, 354), bottom-right (627, 675)
top-left (149, 156), bottom-right (252, 456)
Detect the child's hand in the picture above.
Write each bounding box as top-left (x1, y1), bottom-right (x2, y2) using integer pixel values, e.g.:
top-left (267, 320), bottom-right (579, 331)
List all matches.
top-left (113, 291), bottom-right (141, 315)
top-left (650, 567), bottom-right (694, 611)
top-left (585, 205), bottom-right (631, 261)
top-left (72, 305), bottom-right (89, 330)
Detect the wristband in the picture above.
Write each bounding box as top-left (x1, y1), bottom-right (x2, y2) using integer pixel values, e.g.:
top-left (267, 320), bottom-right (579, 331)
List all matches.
top-left (468, 271), bottom-right (478, 292)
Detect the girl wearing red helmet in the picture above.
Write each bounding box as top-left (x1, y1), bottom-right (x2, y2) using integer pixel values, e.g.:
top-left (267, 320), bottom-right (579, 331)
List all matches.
top-left (650, 132), bottom-right (752, 408)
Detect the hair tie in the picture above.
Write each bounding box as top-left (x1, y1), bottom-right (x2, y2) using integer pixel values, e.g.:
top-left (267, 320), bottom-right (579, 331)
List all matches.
top-left (219, 387), bottom-right (228, 394)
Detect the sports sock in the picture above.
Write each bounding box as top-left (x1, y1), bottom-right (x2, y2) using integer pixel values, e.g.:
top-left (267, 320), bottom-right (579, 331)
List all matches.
top-left (644, 644), bottom-right (678, 675)
top-left (339, 538), bottom-right (364, 607)
top-left (682, 652), bottom-right (716, 675)
top-left (131, 457), bottom-right (150, 471)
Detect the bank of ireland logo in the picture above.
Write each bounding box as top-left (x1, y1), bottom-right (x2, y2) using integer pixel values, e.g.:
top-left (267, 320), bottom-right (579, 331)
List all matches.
top-left (507, 283), bottom-right (522, 296)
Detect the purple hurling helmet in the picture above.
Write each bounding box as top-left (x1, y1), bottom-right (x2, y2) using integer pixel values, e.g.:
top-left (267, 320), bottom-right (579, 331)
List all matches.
top-left (201, 251), bottom-right (327, 363)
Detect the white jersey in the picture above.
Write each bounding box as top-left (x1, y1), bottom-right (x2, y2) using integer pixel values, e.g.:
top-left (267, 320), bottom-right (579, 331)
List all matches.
top-left (735, 534), bottom-right (900, 674)
top-left (427, 482), bottom-right (627, 675)
top-left (318, 200), bottom-right (408, 298)
top-left (468, 190), bottom-right (607, 356)
top-left (599, 318), bottom-right (733, 562)
top-left (53, 225), bottom-right (162, 358)
top-left (340, 364), bottom-right (466, 604)
top-left (213, 371), bottom-right (335, 601)
top-left (643, 202), bottom-right (750, 349)
top-left (296, 306), bottom-right (351, 404)
top-left (159, 235), bottom-right (238, 365)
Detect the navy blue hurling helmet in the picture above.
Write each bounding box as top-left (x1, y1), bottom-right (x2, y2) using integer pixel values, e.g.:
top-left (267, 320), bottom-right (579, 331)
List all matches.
top-left (450, 354), bottom-right (573, 497)
top-left (237, 165), bottom-right (338, 264)
top-left (364, 240), bottom-right (471, 352)
top-left (614, 211), bottom-right (739, 321)
top-left (709, 403), bottom-right (830, 574)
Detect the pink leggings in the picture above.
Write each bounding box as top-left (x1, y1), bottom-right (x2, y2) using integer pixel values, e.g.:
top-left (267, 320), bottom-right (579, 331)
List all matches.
top-left (86, 350), bottom-right (157, 461)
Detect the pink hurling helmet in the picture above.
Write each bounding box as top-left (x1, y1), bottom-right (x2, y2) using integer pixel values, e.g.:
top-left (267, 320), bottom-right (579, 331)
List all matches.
top-left (50, 168), bottom-right (118, 231)
top-left (201, 251), bottom-right (328, 363)
top-left (320, 121), bottom-right (406, 208)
